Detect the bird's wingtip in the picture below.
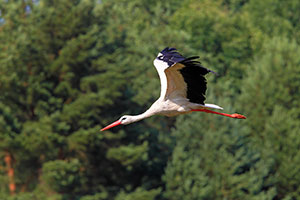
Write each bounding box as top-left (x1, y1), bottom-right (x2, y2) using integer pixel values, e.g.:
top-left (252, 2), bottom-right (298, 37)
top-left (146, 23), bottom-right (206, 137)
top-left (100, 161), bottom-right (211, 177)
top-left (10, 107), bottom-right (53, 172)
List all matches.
top-left (209, 69), bottom-right (218, 75)
top-left (161, 47), bottom-right (177, 53)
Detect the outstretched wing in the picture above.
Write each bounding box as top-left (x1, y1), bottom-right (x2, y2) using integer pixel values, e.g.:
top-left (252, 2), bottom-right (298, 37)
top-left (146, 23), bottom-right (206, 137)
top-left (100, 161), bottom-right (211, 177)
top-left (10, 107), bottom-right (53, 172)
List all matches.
top-left (153, 47), bottom-right (214, 105)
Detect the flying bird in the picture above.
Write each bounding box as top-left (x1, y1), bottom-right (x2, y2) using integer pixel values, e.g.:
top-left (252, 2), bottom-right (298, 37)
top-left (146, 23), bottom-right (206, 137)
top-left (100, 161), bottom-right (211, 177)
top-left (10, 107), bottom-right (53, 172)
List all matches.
top-left (101, 47), bottom-right (246, 131)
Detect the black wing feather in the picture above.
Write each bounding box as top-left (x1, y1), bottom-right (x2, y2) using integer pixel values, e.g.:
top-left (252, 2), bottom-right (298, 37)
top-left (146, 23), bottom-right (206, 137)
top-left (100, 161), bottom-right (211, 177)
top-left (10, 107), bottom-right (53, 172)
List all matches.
top-left (159, 47), bottom-right (214, 104)
top-left (179, 58), bottom-right (211, 104)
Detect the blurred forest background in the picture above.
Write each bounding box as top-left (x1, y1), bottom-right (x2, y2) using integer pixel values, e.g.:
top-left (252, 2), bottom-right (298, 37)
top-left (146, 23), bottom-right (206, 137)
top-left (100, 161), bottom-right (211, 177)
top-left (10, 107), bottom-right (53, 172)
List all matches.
top-left (1, 0), bottom-right (300, 199)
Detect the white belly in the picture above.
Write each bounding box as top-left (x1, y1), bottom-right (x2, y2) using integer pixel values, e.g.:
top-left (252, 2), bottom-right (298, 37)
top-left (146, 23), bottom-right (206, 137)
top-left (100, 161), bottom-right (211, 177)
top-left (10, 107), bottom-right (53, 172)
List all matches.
top-left (154, 99), bottom-right (191, 117)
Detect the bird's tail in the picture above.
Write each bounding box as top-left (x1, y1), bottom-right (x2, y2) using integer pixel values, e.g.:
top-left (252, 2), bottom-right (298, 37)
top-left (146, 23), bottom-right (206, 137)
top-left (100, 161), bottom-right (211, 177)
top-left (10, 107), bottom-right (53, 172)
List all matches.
top-left (204, 103), bottom-right (223, 110)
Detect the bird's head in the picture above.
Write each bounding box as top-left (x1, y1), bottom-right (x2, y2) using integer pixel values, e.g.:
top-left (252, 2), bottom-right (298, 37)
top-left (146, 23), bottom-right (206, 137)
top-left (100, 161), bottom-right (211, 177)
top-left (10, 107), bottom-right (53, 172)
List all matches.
top-left (100, 115), bottom-right (133, 131)
top-left (118, 115), bottom-right (133, 125)
top-left (153, 52), bottom-right (169, 69)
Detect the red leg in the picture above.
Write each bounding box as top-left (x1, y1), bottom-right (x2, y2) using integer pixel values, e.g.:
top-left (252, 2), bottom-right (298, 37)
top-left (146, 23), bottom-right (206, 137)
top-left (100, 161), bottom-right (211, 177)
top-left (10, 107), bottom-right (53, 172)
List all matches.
top-left (191, 109), bottom-right (246, 119)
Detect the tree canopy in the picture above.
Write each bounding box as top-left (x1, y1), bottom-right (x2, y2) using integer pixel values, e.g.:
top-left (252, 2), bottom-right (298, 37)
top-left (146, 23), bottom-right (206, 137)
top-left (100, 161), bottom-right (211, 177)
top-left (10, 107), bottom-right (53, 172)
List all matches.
top-left (0, 0), bottom-right (300, 199)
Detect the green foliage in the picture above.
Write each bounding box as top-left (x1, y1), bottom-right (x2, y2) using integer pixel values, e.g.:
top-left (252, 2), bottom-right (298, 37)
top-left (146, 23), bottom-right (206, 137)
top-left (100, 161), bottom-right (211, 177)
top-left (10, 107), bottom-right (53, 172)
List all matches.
top-left (240, 37), bottom-right (300, 133)
top-left (107, 142), bottom-right (148, 167)
top-left (1, 0), bottom-right (175, 198)
top-left (164, 113), bottom-right (277, 200)
top-left (42, 159), bottom-right (81, 193)
top-left (163, 1), bottom-right (300, 200)
top-left (0, 0), bottom-right (300, 199)
top-left (80, 193), bottom-right (108, 200)
top-left (0, 191), bottom-right (62, 200)
top-left (115, 187), bottom-right (161, 200)
top-left (239, 37), bottom-right (300, 199)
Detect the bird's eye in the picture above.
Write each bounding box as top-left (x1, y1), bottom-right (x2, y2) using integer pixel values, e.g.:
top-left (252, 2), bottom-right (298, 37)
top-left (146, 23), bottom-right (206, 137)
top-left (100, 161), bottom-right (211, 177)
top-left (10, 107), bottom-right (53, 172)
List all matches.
top-left (122, 117), bottom-right (127, 121)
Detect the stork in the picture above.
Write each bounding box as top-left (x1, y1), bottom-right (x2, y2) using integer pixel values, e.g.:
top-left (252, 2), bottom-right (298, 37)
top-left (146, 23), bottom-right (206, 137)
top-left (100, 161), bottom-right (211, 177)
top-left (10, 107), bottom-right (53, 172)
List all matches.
top-left (101, 47), bottom-right (246, 131)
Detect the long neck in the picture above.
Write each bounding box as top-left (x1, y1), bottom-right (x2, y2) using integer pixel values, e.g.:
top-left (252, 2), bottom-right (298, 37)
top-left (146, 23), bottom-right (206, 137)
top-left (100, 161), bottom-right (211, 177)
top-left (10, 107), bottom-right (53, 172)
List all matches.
top-left (131, 109), bottom-right (155, 123)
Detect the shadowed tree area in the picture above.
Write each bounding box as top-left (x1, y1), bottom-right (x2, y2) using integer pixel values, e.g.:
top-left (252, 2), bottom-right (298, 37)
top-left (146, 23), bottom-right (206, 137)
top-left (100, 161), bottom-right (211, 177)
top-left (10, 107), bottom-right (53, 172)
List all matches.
top-left (0, 0), bottom-right (300, 199)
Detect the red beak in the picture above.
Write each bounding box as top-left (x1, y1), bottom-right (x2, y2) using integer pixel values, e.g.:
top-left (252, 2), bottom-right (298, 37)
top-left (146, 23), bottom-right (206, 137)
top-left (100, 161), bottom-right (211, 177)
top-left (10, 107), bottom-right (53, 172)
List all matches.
top-left (100, 120), bottom-right (122, 131)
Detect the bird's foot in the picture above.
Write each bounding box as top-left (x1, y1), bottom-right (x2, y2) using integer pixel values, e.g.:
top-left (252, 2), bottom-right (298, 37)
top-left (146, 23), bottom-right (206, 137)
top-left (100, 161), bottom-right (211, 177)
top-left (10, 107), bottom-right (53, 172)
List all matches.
top-left (230, 113), bottom-right (246, 119)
